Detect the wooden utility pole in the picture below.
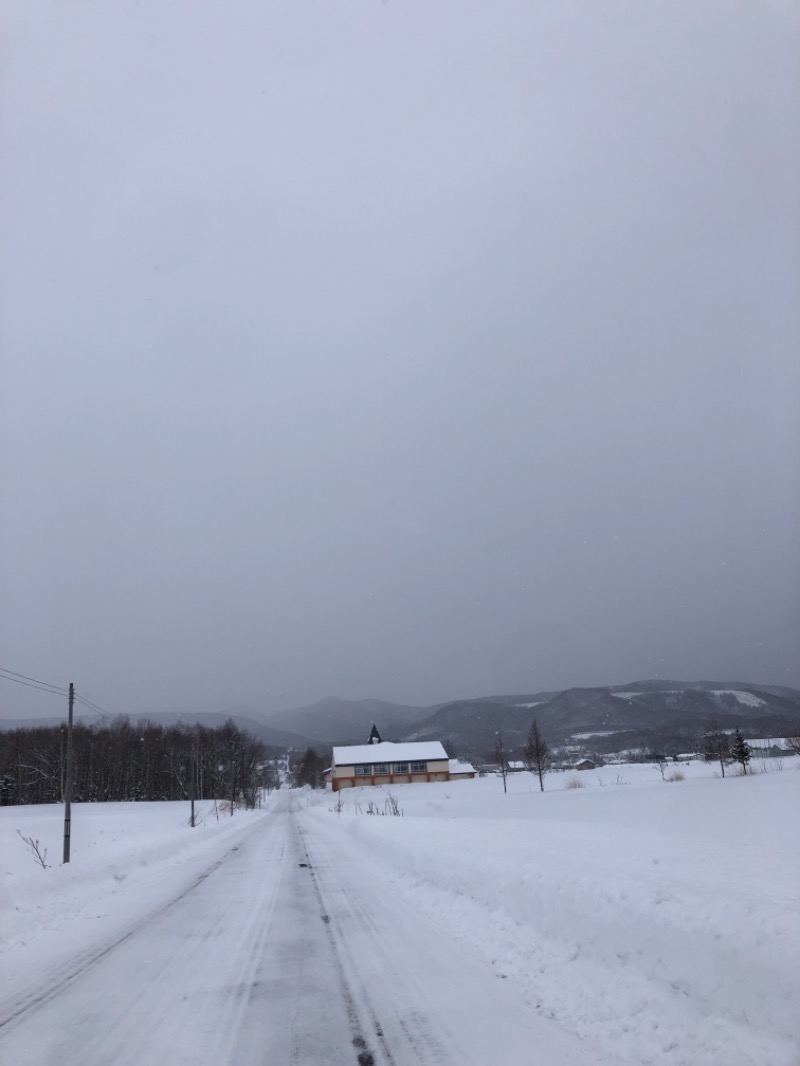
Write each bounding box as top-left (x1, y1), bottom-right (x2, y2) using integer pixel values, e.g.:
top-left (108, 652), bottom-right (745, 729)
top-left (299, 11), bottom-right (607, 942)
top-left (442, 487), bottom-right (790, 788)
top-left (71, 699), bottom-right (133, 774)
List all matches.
top-left (190, 733), bottom-right (197, 828)
top-left (63, 682), bottom-right (74, 863)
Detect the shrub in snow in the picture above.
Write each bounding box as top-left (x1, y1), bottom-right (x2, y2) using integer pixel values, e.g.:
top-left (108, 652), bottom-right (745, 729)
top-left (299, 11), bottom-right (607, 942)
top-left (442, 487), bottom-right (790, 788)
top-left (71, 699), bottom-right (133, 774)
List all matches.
top-left (16, 830), bottom-right (48, 869)
top-left (564, 777), bottom-right (585, 790)
top-left (361, 794), bottom-right (403, 816)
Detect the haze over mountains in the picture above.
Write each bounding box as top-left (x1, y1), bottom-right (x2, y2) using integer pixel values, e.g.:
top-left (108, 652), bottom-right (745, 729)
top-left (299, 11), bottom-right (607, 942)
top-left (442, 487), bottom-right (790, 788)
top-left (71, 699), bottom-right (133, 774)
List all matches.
top-left (4, 682), bottom-right (799, 762)
top-left (260, 682), bottom-right (800, 759)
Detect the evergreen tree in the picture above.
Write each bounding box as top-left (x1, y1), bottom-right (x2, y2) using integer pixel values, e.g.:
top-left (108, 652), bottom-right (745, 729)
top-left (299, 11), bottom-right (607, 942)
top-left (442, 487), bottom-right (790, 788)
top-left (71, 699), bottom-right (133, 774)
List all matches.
top-left (730, 728), bottom-right (751, 773)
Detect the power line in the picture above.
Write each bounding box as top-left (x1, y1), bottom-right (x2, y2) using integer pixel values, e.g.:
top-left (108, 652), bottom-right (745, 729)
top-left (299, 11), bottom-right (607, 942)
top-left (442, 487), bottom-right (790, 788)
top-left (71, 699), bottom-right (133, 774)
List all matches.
top-left (0, 674), bottom-right (64, 696)
top-left (0, 666), bottom-right (117, 721)
top-left (0, 668), bottom-right (68, 697)
top-left (0, 669), bottom-right (67, 695)
top-left (72, 693), bottom-right (117, 722)
top-left (73, 692), bottom-right (111, 715)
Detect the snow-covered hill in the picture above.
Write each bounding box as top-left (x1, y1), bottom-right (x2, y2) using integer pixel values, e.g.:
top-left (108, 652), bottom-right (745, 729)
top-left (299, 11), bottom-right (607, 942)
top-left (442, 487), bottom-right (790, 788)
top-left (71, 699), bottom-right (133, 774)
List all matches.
top-left (399, 682), bottom-right (800, 759)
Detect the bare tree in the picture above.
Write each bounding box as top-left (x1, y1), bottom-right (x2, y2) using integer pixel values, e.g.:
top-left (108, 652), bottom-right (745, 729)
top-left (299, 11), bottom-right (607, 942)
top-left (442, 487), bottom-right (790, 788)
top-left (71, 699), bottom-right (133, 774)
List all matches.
top-left (262, 760), bottom-right (280, 794)
top-left (0, 719), bottom-right (268, 806)
top-left (787, 737), bottom-right (800, 757)
top-left (294, 747), bottom-right (326, 789)
top-left (493, 732), bottom-right (508, 794)
top-left (703, 720), bottom-right (731, 777)
top-left (524, 719), bottom-right (551, 792)
top-left (654, 757), bottom-right (669, 781)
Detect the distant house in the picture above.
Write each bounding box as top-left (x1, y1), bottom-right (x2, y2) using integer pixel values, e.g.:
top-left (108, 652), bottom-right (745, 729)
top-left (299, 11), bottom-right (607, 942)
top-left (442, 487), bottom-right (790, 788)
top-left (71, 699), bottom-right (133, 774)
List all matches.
top-left (448, 759), bottom-right (476, 780)
top-left (574, 758), bottom-right (596, 771)
top-left (507, 761), bottom-right (527, 773)
top-left (330, 740), bottom-right (451, 791)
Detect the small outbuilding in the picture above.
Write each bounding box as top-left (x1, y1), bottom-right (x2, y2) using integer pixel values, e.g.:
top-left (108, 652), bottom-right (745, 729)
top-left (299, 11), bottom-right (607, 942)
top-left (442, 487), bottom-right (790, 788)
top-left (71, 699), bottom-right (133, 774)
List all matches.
top-left (448, 759), bottom-right (476, 780)
top-left (574, 758), bottom-right (597, 771)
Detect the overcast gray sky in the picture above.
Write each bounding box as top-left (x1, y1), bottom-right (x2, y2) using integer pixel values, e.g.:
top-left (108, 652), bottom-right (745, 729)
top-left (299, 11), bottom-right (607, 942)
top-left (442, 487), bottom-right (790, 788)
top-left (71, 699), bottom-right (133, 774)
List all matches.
top-left (2, 0), bottom-right (798, 721)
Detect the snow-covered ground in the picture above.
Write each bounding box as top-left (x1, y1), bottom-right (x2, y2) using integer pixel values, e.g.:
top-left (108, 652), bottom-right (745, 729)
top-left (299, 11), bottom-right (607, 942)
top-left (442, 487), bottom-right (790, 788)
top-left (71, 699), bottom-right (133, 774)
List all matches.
top-left (304, 761), bottom-right (800, 1065)
top-left (0, 798), bottom-right (272, 998)
top-left (1, 793), bottom-right (594, 1065)
top-left (1, 761), bottom-right (798, 1064)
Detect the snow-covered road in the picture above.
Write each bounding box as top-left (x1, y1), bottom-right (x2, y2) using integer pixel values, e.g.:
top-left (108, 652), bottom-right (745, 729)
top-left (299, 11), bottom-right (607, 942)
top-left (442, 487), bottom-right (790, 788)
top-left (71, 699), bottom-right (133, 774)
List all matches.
top-left (0, 792), bottom-right (602, 1066)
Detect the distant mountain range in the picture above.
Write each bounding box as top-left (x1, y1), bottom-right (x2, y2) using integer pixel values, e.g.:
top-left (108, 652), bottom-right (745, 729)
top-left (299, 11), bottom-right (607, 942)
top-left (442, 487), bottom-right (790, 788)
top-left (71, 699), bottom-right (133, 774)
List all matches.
top-left (257, 682), bottom-right (800, 760)
top-left (397, 682), bottom-right (800, 760)
top-left (4, 682), bottom-right (799, 761)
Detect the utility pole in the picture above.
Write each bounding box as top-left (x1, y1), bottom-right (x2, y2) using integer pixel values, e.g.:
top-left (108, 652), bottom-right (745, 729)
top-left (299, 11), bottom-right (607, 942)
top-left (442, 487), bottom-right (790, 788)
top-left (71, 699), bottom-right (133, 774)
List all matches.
top-left (190, 733), bottom-right (197, 828)
top-left (63, 682), bottom-right (74, 863)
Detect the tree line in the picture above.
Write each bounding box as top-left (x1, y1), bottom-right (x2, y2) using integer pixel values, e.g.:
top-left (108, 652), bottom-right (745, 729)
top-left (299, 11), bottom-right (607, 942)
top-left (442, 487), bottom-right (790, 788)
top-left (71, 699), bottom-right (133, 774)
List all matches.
top-left (490, 717), bottom-right (798, 790)
top-left (0, 718), bottom-right (274, 808)
top-left (292, 747), bottom-right (328, 789)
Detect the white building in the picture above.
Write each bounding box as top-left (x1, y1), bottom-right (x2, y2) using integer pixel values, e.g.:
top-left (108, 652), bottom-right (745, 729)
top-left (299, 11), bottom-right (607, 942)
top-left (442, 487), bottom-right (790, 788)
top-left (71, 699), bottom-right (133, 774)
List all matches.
top-left (330, 740), bottom-right (450, 791)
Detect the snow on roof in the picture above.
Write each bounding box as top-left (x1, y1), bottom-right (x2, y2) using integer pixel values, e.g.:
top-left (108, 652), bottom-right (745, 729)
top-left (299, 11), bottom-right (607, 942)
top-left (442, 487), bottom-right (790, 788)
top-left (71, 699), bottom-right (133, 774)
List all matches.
top-left (449, 759), bottom-right (475, 773)
top-left (333, 741), bottom-right (448, 765)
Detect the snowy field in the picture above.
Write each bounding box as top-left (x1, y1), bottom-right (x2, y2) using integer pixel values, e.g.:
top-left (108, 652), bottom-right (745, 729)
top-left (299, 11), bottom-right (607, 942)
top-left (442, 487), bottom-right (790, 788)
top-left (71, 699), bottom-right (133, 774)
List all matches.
top-left (1, 761), bottom-right (798, 1065)
top-left (302, 761), bottom-right (800, 1065)
top-left (0, 799), bottom-right (273, 997)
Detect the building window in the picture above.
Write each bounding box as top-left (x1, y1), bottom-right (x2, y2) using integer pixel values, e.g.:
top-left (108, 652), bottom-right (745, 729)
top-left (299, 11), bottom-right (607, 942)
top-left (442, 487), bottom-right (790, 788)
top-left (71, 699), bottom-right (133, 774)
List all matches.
top-left (410, 761), bottom-right (427, 773)
top-left (355, 765), bottom-right (371, 776)
top-left (372, 763), bottom-right (389, 774)
top-left (393, 762), bottom-right (408, 773)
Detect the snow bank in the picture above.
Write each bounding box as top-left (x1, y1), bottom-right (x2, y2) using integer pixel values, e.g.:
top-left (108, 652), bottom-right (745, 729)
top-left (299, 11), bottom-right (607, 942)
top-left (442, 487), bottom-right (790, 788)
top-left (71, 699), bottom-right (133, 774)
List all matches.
top-left (0, 799), bottom-right (274, 992)
top-left (303, 761), bottom-right (800, 1066)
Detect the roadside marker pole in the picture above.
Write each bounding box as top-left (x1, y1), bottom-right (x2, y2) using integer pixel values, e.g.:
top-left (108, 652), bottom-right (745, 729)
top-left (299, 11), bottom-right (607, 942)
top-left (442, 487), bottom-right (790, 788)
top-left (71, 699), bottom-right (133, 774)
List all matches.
top-left (190, 733), bottom-right (197, 828)
top-left (63, 682), bottom-right (74, 863)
